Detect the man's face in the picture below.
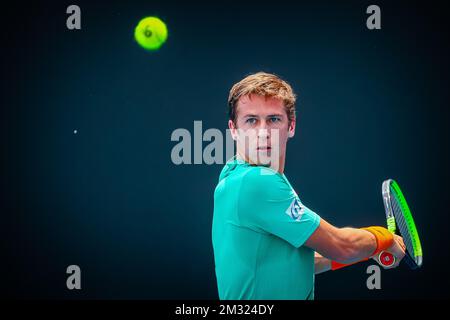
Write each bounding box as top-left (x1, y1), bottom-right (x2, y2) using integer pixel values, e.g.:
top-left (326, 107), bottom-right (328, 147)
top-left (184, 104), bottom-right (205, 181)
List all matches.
top-left (229, 94), bottom-right (295, 171)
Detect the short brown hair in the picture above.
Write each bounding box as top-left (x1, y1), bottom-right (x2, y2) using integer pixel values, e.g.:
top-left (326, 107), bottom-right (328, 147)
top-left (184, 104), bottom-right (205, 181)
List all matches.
top-left (228, 72), bottom-right (297, 124)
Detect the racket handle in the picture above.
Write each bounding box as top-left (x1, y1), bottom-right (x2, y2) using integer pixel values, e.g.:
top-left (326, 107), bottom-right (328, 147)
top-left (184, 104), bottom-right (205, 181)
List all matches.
top-left (378, 251), bottom-right (395, 267)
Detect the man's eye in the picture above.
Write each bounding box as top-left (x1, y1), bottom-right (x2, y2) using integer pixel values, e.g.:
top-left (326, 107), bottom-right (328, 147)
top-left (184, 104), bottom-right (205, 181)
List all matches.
top-left (269, 117), bottom-right (281, 123)
top-left (246, 118), bottom-right (257, 124)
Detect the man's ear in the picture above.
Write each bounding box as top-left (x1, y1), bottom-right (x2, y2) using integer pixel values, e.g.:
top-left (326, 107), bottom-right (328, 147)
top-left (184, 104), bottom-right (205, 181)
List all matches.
top-left (288, 130), bottom-right (295, 138)
top-left (228, 120), bottom-right (237, 140)
top-left (288, 119), bottom-right (296, 138)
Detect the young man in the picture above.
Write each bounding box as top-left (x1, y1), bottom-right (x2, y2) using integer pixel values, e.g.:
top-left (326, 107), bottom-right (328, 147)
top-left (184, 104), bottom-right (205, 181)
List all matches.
top-left (212, 72), bottom-right (406, 300)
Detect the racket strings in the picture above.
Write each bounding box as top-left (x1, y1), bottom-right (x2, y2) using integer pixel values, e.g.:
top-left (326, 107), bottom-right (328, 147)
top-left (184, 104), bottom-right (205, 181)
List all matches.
top-left (391, 192), bottom-right (415, 256)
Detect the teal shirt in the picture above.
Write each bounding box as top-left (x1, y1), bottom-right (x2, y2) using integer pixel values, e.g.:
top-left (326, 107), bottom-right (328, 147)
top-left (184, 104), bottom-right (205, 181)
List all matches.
top-left (212, 158), bottom-right (321, 300)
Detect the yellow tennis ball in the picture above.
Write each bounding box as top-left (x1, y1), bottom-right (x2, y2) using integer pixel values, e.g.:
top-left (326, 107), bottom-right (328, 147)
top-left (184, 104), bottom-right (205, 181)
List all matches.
top-left (134, 17), bottom-right (168, 51)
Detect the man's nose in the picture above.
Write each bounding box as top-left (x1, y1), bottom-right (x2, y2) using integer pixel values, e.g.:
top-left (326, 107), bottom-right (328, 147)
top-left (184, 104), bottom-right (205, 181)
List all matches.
top-left (257, 121), bottom-right (270, 138)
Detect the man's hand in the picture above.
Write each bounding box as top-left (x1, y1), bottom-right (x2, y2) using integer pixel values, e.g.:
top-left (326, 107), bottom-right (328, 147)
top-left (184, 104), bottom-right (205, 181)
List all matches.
top-left (372, 234), bottom-right (406, 269)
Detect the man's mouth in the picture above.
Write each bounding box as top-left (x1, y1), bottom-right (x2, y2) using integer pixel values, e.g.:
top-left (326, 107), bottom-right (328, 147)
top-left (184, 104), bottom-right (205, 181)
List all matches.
top-left (257, 146), bottom-right (271, 151)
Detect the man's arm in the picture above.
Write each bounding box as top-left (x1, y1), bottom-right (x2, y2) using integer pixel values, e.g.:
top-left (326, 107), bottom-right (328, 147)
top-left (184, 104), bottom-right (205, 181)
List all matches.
top-left (314, 252), bottom-right (331, 274)
top-left (305, 218), bottom-right (405, 266)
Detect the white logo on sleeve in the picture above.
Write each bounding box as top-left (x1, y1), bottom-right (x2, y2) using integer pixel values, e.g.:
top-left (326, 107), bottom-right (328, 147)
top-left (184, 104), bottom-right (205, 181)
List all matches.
top-left (285, 198), bottom-right (305, 221)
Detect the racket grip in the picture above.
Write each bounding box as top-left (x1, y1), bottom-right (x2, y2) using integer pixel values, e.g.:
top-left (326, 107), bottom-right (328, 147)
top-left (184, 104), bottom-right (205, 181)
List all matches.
top-left (378, 251), bottom-right (395, 267)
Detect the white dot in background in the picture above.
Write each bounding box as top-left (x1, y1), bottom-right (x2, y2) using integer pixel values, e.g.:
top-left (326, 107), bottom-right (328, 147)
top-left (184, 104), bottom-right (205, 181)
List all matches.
top-left (74, 129), bottom-right (77, 134)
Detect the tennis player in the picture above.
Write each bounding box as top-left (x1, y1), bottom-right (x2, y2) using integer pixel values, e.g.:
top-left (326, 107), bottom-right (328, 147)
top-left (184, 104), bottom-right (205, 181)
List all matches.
top-left (212, 72), bottom-right (406, 300)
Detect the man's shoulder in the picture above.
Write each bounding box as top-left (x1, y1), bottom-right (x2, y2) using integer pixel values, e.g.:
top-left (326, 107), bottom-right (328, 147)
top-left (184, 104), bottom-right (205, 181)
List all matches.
top-left (216, 161), bottom-right (289, 198)
top-left (237, 166), bottom-right (290, 199)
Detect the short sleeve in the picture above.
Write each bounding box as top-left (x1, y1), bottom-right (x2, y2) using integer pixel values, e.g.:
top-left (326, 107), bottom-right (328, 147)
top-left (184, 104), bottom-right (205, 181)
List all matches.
top-left (238, 167), bottom-right (320, 248)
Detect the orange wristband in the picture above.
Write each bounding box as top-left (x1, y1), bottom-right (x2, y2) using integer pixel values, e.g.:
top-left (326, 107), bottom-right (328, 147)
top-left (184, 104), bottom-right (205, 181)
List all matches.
top-left (361, 226), bottom-right (394, 256)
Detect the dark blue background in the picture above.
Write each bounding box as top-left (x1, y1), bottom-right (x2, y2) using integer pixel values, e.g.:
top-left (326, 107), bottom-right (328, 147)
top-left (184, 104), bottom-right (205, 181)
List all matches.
top-left (2, 0), bottom-right (449, 299)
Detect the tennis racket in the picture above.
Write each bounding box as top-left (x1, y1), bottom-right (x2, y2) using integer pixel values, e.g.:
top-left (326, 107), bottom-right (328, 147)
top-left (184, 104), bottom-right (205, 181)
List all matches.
top-left (378, 179), bottom-right (423, 269)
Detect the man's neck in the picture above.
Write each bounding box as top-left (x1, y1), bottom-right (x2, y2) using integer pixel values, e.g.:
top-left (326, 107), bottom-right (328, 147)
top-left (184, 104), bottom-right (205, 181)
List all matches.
top-left (236, 153), bottom-right (285, 174)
